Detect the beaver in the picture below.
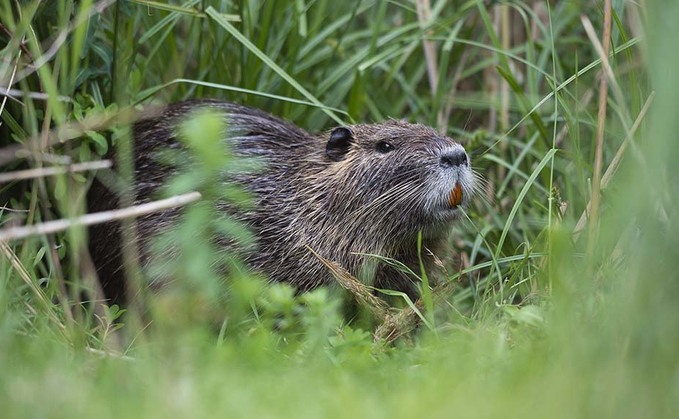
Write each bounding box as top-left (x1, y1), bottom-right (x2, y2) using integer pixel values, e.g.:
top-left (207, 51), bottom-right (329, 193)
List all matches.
top-left (87, 100), bottom-right (475, 305)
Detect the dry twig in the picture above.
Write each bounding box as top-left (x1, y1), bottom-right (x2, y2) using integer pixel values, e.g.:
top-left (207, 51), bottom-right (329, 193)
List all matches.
top-left (584, 0), bottom-right (612, 256)
top-left (0, 192), bottom-right (201, 242)
top-left (0, 160), bottom-right (112, 184)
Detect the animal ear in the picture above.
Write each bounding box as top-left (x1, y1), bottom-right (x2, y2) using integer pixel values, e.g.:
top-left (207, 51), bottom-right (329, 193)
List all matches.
top-left (326, 127), bottom-right (354, 162)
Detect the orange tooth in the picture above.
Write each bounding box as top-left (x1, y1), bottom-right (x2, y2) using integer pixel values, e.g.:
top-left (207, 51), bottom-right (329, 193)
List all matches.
top-left (449, 183), bottom-right (463, 207)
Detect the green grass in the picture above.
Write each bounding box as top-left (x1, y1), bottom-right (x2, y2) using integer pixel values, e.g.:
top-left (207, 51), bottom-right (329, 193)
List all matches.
top-left (1, 0), bottom-right (678, 417)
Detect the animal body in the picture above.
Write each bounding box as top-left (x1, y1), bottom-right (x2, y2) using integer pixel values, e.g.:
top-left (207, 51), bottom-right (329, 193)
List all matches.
top-left (87, 100), bottom-right (475, 304)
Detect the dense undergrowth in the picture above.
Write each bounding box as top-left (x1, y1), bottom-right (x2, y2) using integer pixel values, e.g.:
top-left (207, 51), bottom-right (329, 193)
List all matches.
top-left (1, 0), bottom-right (678, 417)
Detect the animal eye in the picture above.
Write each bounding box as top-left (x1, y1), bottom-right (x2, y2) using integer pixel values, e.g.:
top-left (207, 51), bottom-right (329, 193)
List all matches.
top-left (375, 141), bottom-right (395, 153)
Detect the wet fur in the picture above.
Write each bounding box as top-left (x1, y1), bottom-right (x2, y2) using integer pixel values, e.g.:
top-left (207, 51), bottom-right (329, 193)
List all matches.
top-left (88, 100), bottom-right (475, 304)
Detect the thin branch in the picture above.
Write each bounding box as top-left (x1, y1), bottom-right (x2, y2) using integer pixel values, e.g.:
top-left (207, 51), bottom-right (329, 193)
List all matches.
top-left (0, 160), bottom-right (112, 184)
top-left (0, 192), bottom-right (201, 242)
top-left (585, 0), bottom-right (613, 257)
top-left (0, 87), bottom-right (72, 102)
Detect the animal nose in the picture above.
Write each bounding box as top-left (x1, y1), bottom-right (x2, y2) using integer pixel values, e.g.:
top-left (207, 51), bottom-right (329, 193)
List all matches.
top-left (439, 149), bottom-right (468, 168)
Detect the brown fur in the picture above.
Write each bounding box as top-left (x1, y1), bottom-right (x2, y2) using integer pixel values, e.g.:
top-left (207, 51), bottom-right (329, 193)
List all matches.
top-left (87, 100), bottom-right (476, 304)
